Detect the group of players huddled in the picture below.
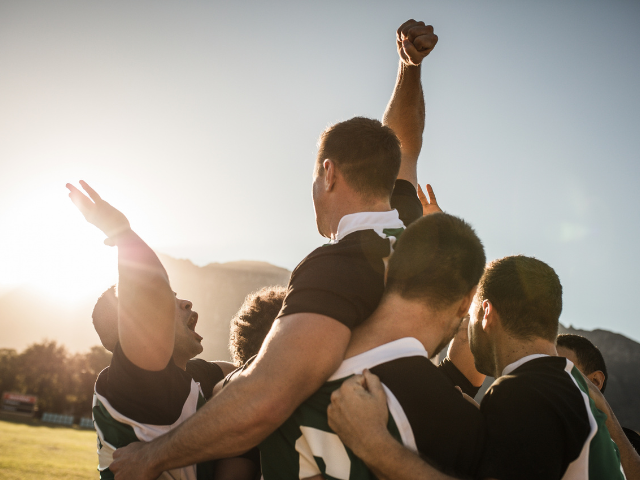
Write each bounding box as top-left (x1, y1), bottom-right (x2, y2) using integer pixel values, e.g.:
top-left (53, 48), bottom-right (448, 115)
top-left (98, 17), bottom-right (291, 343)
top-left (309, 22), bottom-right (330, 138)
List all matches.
top-left (66, 19), bottom-right (640, 480)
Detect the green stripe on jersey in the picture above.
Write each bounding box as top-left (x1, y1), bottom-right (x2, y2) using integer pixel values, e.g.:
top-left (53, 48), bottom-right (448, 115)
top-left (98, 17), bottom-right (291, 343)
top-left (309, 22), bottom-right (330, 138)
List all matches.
top-left (570, 366), bottom-right (625, 480)
top-left (260, 375), bottom-right (403, 480)
top-left (382, 227), bottom-right (404, 239)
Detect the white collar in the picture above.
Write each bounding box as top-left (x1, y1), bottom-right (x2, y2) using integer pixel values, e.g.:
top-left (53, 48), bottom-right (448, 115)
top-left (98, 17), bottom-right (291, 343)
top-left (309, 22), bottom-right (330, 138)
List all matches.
top-left (329, 337), bottom-right (428, 381)
top-left (330, 210), bottom-right (404, 244)
top-left (501, 353), bottom-right (550, 376)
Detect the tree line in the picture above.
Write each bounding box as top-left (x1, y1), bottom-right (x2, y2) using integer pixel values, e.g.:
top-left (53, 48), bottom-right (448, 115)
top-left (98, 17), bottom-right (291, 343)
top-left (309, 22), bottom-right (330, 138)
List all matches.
top-left (0, 341), bottom-right (111, 419)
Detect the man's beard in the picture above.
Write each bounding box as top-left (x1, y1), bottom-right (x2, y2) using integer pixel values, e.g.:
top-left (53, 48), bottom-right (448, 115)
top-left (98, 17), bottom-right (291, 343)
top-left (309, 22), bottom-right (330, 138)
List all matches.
top-left (469, 332), bottom-right (494, 377)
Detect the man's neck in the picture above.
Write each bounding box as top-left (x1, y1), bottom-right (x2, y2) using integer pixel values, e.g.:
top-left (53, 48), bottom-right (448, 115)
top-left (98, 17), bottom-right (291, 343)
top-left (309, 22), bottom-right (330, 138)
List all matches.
top-left (492, 336), bottom-right (558, 378)
top-left (172, 354), bottom-right (187, 371)
top-left (346, 295), bottom-right (452, 359)
top-left (327, 195), bottom-right (392, 239)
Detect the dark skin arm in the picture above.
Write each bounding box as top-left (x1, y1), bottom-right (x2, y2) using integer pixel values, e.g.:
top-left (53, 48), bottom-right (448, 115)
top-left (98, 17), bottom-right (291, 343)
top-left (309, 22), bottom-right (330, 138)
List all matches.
top-left (67, 181), bottom-right (175, 371)
top-left (383, 20), bottom-right (438, 188)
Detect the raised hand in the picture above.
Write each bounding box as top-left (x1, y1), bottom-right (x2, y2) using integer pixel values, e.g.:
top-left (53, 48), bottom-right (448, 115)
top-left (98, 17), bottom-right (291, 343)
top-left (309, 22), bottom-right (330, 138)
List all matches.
top-left (66, 180), bottom-right (131, 245)
top-left (418, 183), bottom-right (442, 216)
top-left (397, 20), bottom-right (438, 67)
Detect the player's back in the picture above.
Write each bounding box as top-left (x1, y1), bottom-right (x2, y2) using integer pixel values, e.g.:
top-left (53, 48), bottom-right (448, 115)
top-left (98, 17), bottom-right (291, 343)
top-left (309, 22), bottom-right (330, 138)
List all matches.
top-left (478, 355), bottom-right (624, 480)
top-left (260, 338), bottom-right (485, 480)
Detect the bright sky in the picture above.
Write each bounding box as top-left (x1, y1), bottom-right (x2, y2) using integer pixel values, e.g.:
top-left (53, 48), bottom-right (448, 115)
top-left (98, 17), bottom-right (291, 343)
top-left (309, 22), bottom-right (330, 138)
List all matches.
top-left (1, 1), bottom-right (639, 341)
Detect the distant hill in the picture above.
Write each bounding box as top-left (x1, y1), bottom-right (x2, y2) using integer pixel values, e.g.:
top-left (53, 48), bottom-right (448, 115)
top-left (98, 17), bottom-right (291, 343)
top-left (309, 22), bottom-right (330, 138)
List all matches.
top-left (157, 254), bottom-right (291, 361)
top-left (475, 324), bottom-right (640, 432)
top-left (0, 255), bottom-right (291, 361)
top-left (559, 324), bottom-right (640, 432)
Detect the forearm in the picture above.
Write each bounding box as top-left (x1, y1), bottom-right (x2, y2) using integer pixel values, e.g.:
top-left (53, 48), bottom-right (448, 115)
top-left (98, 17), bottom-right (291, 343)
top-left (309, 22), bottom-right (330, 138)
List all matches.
top-left (356, 430), bottom-right (457, 480)
top-left (604, 408), bottom-right (640, 478)
top-left (116, 229), bottom-right (175, 367)
top-left (382, 62), bottom-right (424, 187)
top-left (146, 373), bottom-right (288, 472)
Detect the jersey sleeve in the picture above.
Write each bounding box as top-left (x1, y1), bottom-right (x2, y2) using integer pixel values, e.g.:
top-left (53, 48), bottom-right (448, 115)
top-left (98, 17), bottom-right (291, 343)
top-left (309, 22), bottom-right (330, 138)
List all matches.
top-left (437, 357), bottom-right (481, 398)
top-left (185, 359), bottom-right (225, 400)
top-left (478, 378), bottom-right (567, 480)
top-left (276, 242), bottom-right (386, 329)
top-left (106, 342), bottom-right (192, 425)
top-left (390, 179), bottom-right (422, 227)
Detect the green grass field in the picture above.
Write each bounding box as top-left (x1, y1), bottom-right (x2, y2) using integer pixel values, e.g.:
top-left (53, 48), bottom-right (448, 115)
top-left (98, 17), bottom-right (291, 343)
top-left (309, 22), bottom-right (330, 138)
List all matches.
top-left (0, 416), bottom-right (97, 479)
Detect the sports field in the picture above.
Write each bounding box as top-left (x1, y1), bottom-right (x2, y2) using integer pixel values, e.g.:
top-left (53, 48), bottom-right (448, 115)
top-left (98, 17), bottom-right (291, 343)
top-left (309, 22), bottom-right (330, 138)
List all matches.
top-left (0, 416), bottom-right (96, 479)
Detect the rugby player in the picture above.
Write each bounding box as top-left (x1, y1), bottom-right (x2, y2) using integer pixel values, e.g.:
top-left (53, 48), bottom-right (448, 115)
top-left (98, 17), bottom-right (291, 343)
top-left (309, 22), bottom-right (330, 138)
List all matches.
top-left (328, 255), bottom-right (630, 480)
top-left (557, 334), bottom-right (640, 455)
top-left (259, 212), bottom-right (487, 479)
top-left (109, 19), bottom-right (440, 479)
top-left (67, 181), bottom-right (236, 479)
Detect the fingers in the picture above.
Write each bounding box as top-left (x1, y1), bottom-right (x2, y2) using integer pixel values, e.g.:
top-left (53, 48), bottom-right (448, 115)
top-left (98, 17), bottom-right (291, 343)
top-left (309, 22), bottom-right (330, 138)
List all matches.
top-left (417, 184), bottom-right (429, 207)
top-left (66, 183), bottom-right (95, 217)
top-left (362, 369), bottom-right (386, 401)
top-left (396, 19), bottom-right (425, 42)
top-left (396, 20), bottom-right (437, 65)
top-left (79, 180), bottom-right (102, 203)
top-left (426, 184), bottom-right (438, 206)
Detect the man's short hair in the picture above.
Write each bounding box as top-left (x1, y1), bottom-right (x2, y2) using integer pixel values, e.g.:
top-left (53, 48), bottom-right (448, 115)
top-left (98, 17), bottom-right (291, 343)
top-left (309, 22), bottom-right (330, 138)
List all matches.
top-left (477, 256), bottom-right (562, 342)
top-left (229, 286), bottom-right (287, 366)
top-left (385, 213), bottom-right (486, 308)
top-left (92, 285), bottom-right (119, 353)
top-left (557, 334), bottom-right (609, 392)
top-left (317, 117), bottom-right (401, 199)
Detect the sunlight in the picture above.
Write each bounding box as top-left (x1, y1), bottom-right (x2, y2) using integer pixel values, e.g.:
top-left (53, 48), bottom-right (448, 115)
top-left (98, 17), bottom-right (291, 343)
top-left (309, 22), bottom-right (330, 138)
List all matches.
top-left (0, 185), bottom-right (118, 304)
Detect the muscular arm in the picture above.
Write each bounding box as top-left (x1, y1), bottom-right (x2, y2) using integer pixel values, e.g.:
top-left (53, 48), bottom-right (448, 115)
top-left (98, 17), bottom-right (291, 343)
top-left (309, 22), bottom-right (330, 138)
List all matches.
top-left (110, 313), bottom-right (351, 479)
top-left (383, 20), bottom-right (438, 188)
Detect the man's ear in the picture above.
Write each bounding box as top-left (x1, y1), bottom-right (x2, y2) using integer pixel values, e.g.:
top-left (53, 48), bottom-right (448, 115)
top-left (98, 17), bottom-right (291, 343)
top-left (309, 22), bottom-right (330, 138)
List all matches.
top-left (456, 286), bottom-right (478, 318)
top-left (323, 159), bottom-right (337, 192)
top-left (481, 299), bottom-right (496, 332)
top-left (587, 370), bottom-right (606, 392)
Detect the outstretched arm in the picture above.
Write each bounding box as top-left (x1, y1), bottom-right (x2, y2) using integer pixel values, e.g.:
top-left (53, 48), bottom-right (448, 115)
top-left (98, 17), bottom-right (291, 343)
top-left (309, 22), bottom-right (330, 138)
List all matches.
top-left (67, 181), bottom-right (175, 371)
top-left (328, 371), bottom-right (458, 480)
top-left (383, 20), bottom-right (438, 189)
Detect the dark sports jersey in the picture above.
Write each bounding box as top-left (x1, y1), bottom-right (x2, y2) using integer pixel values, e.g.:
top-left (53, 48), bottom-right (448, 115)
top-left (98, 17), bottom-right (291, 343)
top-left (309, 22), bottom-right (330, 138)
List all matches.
top-left (92, 343), bottom-right (224, 479)
top-left (260, 338), bottom-right (485, 480)
top-left (278, 180), bottom-right (422, 329)
top-left (478, 355), bottom-right (624, 480)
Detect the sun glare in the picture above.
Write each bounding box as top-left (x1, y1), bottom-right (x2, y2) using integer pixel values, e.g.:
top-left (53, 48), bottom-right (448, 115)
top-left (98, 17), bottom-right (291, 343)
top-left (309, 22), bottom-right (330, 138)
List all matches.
top-left (0, 186), bottom-right (118, 304)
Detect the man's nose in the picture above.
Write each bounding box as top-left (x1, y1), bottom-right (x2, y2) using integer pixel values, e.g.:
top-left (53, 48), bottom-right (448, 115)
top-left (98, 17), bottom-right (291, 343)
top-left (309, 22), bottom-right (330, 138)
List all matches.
top-left (179, 299), bottom-right (193, 310)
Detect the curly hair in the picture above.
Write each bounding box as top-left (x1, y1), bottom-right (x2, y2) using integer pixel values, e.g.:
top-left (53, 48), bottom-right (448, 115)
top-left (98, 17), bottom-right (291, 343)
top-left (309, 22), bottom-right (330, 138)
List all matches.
top-left (229, 286), bottom-right (287, 366)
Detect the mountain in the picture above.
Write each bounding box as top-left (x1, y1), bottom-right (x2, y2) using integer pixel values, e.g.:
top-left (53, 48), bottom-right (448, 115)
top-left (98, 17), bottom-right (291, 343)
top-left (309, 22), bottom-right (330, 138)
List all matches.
top-left (0, 255), bottom-right (291, 361)
top-left (558, 324), bottom-right (640, 432)
top-left (157, 255), bottom-right (291, 361)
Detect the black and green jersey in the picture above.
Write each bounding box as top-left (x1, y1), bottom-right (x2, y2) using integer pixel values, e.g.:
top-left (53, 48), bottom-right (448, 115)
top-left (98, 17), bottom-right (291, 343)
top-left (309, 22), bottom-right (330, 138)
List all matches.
top-left (92, 343), bottom-right (224, 479)
top-left (277, 180), bottom-right (422, 331)
top-left (260, 338), bottom-right (485, 480)
top-left (479, 355), bottom-right (625, 480)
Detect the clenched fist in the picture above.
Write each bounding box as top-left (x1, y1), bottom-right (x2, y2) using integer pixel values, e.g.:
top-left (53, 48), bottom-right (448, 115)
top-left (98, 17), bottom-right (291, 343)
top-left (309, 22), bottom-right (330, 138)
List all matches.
top-left (397, 19), bottom-right (438, 66)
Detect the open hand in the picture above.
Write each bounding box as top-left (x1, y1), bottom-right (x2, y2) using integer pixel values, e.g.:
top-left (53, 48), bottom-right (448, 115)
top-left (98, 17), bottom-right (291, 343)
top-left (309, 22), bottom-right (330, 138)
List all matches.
top-left (397, 20), bottom-right (438, 67)
top-left (66, 180), bottom-right (131, 245)
top-left (418, 184), bottom-right (442, 216)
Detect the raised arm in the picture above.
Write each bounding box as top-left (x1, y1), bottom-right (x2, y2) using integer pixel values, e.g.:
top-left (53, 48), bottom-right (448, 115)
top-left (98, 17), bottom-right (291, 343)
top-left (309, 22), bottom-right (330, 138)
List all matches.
top-left (383, 20), bottom-right (438, 189)
top-left (67, 181), bottom-right (175, 371)
top-left (109, 313), bottom-right (351, 479)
